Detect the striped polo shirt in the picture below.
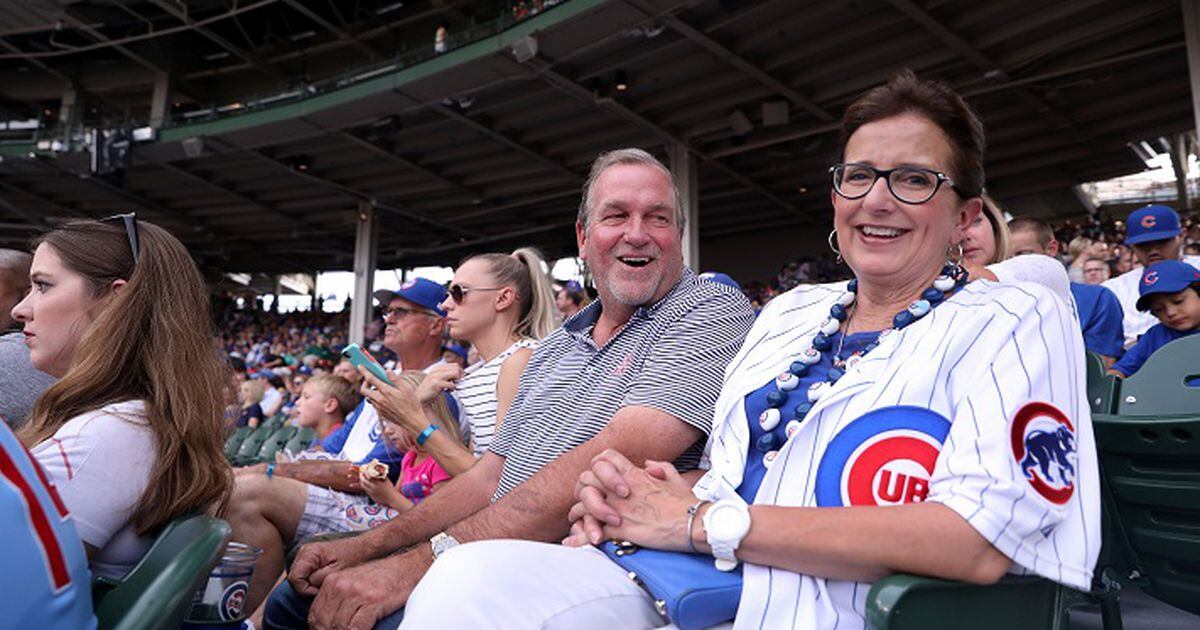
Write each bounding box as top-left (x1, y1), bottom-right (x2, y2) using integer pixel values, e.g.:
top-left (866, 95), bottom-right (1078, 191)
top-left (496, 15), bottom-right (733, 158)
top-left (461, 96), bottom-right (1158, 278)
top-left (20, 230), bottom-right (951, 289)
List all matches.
top-left (489, 268), bottom-right (755, 499)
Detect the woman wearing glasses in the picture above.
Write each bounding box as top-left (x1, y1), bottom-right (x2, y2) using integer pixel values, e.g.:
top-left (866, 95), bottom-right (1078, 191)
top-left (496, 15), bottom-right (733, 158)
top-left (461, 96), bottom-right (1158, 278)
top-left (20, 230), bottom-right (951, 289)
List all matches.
top-left (404, 72), bottom-right (1099, 630)
top-left (10, 217), bottom-right (231, 580)
top-left (361, 247), bottom-right (556, 476)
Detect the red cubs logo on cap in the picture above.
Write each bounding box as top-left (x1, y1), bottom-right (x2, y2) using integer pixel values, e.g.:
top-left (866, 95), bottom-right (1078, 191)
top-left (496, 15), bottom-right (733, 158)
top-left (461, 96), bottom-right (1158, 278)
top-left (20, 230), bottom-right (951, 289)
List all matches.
top-left (1010, 402), bottom-right (1076, 505)
top-left (401, 279), bottom-right (417, 289)
top-left (1141, 215), bottom-right (1157, 228)
top-left (1144, 271), bottom-right (1159, 286)
top-left (816, 406), bottom-right (950, 508)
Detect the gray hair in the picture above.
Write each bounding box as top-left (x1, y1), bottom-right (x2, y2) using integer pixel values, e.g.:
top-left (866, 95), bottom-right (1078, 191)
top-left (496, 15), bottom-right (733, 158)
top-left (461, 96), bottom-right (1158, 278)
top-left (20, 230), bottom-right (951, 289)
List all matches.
top-left (577, 148), bottom-right (684, 233)
top-left (0, 248), bottom-right (32, 292)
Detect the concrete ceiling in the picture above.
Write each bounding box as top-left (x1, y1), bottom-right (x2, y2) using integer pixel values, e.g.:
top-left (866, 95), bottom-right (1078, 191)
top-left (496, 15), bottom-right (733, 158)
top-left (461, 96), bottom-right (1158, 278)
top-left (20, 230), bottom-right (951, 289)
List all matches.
top-left (0, 0), bottom-right (1191, 273)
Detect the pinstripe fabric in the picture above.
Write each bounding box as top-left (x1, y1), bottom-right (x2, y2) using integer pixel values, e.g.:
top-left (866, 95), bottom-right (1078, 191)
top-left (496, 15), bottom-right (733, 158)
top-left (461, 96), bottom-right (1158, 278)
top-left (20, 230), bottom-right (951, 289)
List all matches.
top-left (488, 269), bottom-right (755, 500)
top-left (694, 279), bottom-right (1100, 630)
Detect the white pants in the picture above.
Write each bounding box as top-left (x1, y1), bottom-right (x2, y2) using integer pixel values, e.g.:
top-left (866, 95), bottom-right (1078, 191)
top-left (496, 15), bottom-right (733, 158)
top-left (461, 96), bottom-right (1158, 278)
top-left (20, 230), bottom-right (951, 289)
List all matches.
top-left (401, 539), bottom-right (667, 630)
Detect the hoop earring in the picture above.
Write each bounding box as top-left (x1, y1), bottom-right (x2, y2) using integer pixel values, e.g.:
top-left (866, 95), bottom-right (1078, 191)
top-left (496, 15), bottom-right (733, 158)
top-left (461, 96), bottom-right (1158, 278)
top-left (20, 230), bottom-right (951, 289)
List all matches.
top-left (828, 229), bottom-right (842, 264)
top-left (947, 242), bottom-right (967, 280)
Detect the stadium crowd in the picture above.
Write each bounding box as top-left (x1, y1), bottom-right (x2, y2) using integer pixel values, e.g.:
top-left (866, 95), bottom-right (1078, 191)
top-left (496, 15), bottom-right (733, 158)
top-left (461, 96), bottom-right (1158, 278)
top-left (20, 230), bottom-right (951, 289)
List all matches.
top-left (1, 71), bottom-right (1198, 630)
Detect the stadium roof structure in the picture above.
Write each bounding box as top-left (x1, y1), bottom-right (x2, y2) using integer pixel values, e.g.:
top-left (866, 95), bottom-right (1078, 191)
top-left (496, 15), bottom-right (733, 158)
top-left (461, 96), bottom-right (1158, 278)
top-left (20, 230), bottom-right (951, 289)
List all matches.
top-left (0, 0), bottom-right (1195, 274)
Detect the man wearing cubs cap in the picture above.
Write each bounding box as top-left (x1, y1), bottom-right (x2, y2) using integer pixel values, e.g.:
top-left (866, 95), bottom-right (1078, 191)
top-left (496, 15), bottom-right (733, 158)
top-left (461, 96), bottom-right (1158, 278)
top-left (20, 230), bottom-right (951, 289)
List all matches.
top-left (227, 277), bottom-right (451, 614)
top-left (1103, 205), bottom-right (1200, 345)
top-left (1108, 260), bottom-right (1200, 378)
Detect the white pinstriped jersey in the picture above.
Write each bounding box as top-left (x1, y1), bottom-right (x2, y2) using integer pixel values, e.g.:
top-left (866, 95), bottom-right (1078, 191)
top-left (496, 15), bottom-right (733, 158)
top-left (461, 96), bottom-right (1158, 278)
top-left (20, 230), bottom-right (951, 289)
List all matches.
top-left (695, 279), bottom-right (1100, 630)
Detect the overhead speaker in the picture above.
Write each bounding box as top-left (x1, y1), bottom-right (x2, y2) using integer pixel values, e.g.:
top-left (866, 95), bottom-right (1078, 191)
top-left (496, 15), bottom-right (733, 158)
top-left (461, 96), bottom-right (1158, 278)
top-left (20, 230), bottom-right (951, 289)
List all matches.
top-left (182, 136), bottom-right (204, 158)
top-left (511, 35), bottom-right (538, 63)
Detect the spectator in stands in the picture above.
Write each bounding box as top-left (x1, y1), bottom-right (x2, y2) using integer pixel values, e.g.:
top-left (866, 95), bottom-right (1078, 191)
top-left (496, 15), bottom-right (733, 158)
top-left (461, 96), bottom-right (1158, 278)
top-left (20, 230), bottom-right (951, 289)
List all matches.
top-left (1109, 260), bottom-right (1200, 378)
top-left (354, 371), bottom-right (461, 525)
top-left (434, 23), bottom-right (448, 54)
top-left (410, 70), bottom-right (1098, 630)
top-left (1009, 217), bottom-right (1126, 366)
top-left (226, 277), bottom-right (449, 613)
top-left (555, 279), bottom-right (590, 321)
top-left (13, 217), bottom-right (232, 580)
top-left (1112, 243), bottom-right (1135, 276)
top-left (357, 246), bottom-right (557, 480)
top-left (237, 378), bottom-right (266, 428)
top-left (293, 374), bottom-right (358, 443)
top-left (263, 148), bottom-right (755, 628)
top-left (0, 420), bottom-right (94, 626)
top-left (1103, 205), bottom-right (1200, 346)
top-left (1082, 256), bottom-right (1110, 284)
top-left (331, 356), bottom-right (363, 390)
top-left (441, 341), bottom-right (470, 367)
top-left (0, 248), bottom-right (56, 428)
top-left (260, 374), bottom-right (286, 417)
top-left (961, 195), bottom-right (1010, 266)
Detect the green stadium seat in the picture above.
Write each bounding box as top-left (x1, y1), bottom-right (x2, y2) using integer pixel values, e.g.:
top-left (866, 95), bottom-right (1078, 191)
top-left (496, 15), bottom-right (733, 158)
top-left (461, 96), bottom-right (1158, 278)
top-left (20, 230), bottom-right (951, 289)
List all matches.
top-left (93, 515), bottom-right (231, 630)
top-left (255, 425), bottom-right (298, 463)
top-left (1085, 351), bottom-right (1120, 415)
top-left (866, 574), bottom-right (1090, 630)
top-left (1092, 334), bottom-right (1200, 617)
top-left (231, 426), bottom-right (270, 466)
top-left (283, 427), bottom-right (317, 456)
top-left (223, 426), bottom-right (251, 459)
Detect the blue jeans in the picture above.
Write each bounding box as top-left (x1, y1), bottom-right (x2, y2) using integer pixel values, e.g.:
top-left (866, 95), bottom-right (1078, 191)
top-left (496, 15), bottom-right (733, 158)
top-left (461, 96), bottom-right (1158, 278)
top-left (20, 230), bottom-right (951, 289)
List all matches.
top-left (262, 580), bottom-right (405, 630)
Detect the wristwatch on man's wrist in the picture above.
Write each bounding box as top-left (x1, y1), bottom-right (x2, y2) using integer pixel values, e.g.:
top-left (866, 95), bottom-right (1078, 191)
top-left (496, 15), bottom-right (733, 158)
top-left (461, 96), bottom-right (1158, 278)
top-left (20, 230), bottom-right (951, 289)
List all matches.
top-left (429, 531), bottom-right (460, 560)
top-left (702, 499), bottom-right (751, 571)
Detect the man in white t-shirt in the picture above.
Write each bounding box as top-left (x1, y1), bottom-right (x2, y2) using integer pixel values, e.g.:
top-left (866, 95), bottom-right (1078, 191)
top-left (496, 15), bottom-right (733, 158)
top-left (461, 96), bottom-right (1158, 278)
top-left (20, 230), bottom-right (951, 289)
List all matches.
top-left (1103, 205), bottom-right (1200, 346)
top-left (226, 278), bottom-right (450, 613)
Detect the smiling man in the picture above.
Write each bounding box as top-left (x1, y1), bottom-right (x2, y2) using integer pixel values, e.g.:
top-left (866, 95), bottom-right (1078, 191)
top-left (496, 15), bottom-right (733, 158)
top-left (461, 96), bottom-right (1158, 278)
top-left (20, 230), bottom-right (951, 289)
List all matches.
top-left (1102, 205), bottom-right (1200, 346)
top-left (263, 148), bottom-right (755, 629)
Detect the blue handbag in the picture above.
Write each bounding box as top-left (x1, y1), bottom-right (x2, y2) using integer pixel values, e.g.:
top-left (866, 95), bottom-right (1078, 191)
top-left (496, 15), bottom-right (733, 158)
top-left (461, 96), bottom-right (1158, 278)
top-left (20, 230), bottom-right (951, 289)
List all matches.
top-left (599, 540), bottom-right (742, 630)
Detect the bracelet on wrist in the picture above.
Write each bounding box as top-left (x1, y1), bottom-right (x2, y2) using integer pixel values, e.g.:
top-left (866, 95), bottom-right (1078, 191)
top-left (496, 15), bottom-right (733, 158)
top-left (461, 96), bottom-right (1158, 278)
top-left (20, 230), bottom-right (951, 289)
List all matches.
top-left (417, 424), bottom-right (439, 446)
top-left (685, 499), bottom-right (707, 554)
top-left (266, 462), bottom-right (276, 479)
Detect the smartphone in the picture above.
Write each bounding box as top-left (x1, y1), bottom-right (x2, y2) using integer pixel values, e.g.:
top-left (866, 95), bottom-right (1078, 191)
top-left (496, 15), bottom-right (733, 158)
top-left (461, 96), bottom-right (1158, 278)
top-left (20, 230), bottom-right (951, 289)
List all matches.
top-left (341, 343), bottom-right (393, 385)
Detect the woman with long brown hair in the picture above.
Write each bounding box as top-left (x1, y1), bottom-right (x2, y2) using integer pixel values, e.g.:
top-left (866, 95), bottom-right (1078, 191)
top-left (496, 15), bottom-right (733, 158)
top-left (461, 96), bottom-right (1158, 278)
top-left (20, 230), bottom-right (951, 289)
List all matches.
top-left (12, 215), bottom-right (232, 579)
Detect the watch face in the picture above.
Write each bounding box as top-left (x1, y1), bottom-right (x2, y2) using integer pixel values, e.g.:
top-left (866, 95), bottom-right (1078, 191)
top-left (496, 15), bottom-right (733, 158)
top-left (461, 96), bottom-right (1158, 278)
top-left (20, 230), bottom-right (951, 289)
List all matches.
top-left (709, 503), bottom-right (751, 539)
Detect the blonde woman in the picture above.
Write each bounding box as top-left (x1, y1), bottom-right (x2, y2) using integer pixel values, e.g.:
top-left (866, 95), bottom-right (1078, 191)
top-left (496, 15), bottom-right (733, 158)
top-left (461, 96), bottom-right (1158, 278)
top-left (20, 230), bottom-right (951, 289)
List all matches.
top-left (361, 247), bottom-right (557, 475)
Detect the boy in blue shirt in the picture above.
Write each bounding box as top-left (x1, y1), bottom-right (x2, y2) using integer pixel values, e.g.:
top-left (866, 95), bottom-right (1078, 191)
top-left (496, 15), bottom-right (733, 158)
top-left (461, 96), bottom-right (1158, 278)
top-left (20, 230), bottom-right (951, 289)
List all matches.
top-left (1109, 260), bottom-right (1200, 378)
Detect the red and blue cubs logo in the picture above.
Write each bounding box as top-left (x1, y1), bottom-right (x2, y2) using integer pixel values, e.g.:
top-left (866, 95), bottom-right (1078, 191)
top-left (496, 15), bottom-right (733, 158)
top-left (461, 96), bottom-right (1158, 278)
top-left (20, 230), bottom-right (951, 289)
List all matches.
top-left (1011, 402), bottom-right (1076, 505)
top-left (1141, 214), bottom-right (1157, 228)
top-left (1143, 271), bottom-right (1159, 286)
top-left (816, 406), bottom-right (950, 507)
top-left (220, 580), bottom-right (249, 621)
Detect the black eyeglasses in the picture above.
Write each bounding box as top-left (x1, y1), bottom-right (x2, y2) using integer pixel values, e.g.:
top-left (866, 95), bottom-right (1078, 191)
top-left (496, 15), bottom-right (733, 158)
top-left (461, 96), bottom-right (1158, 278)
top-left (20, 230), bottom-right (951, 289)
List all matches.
top-left (830, 163), bottom-right (966, 205)
top-left (384, 305), bottom-right (437, 320)
top-left (100, 212), bottom-right (140, 264)
top-left (447, 283), bottom-right (503, 304)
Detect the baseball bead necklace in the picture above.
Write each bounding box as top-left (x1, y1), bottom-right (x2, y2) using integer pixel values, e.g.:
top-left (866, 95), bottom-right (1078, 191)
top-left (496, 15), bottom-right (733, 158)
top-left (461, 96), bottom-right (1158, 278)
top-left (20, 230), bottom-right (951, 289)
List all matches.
top-left (756, 264), bottom-right (968, 458)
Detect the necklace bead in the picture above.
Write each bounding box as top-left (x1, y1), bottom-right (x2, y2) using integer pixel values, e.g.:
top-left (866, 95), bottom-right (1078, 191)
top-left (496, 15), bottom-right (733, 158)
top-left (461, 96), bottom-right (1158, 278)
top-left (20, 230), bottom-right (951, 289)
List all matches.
top-left (812, 332), bottom-right (833, 351)
top-left (759, 408), bottom-right (782, 431)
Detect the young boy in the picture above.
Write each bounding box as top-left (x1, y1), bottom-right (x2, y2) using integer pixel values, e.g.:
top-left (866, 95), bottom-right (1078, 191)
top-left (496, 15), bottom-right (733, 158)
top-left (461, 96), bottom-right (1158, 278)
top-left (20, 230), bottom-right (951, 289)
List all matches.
top-left (293, 374), bottom-right (359, 441)
top-left (1109, 260), bottom-right (1200, 378)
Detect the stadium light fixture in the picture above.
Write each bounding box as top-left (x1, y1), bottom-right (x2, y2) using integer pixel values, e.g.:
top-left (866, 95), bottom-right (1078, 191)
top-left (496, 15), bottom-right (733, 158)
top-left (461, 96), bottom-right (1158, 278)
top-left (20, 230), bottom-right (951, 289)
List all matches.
top-left (615, 70), bottom-right (629, 92)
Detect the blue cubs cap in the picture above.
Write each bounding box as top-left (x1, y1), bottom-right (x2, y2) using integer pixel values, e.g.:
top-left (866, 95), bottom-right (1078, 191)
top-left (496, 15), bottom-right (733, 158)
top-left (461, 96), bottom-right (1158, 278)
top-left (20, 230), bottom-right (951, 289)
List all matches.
top-left (699, 271), bottom-right (741, 291)
top-left (1125, 205), bottom-right (1182, 245)
top-left (1135, 260), bottom-right (1200, 311)
top-left (442, 342), bottom-right (470, 362)
top-left (373, 277), bottom-right (448, 316)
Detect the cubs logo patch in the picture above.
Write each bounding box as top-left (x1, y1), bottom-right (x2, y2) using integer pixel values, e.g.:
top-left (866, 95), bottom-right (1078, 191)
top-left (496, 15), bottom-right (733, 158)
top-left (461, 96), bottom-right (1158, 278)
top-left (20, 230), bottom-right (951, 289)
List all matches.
top-left (401, 279), bottom-right (417, 289)
top-left (1010, 401), bottom-right (1076, 505)
top-left (220, 580), bottom-right (249, 621)
top-left (1143, 271), bottom-right (1159, 286)
top-left (815, 406), bottom-right (951, 508)
top-left (1141, 214), bottom-right (1157, 228)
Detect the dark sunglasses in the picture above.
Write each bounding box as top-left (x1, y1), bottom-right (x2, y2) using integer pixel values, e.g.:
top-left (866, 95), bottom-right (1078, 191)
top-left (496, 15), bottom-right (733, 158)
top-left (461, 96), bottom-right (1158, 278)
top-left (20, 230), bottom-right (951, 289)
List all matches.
top-left (447, 283), bottom-right (503, 304)
top-left (100, 212), bottom-right (140, 265)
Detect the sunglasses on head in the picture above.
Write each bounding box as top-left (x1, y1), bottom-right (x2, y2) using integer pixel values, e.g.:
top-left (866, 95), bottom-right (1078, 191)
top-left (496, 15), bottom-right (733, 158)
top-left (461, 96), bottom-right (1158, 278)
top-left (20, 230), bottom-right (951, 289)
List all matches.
top-left (447, 283), bottom-right (503, 304)
top-left (100, 212), bottom-right (140, 265)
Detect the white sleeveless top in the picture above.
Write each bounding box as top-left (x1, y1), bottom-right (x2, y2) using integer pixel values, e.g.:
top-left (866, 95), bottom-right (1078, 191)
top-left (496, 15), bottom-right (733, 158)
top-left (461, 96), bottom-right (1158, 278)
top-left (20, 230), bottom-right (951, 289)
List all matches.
top-left (458, 339), bottom-right (537, 457)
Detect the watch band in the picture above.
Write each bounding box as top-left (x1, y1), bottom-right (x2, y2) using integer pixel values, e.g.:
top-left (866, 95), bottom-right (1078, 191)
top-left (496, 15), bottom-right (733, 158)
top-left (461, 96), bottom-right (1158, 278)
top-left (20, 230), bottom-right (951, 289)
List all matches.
top-left (430, 531), bottom-right (459, 560)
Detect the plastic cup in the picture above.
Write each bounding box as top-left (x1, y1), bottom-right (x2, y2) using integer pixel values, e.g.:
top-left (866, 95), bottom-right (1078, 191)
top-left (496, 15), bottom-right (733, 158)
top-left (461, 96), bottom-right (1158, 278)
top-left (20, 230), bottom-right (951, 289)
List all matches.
top-left (183, 541), bottom-right (262, 626)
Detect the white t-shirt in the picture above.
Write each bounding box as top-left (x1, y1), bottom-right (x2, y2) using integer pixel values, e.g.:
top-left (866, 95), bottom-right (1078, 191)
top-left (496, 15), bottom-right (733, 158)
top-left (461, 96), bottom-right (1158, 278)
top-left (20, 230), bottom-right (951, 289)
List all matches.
top-left (32, 400), bottom-right (156, 579)
top-left (458, 339), bottom-right (537, 457)
top-left (1103, 254), bottom-right (1200, 346)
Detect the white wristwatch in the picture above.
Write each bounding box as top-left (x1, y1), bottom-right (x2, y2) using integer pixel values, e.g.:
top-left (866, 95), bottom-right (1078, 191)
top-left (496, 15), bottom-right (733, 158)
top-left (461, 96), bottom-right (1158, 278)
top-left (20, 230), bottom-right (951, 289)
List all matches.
top-left (702, 499), bottom-right (751, 571)
top-left (429, 531), bottom-right (460, 560)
